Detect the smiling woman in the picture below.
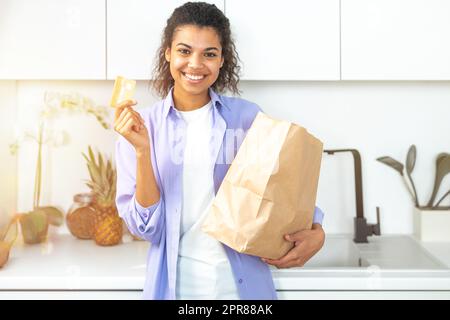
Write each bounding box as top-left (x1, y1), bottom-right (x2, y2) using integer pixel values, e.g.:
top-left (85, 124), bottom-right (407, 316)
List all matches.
top-left (151, 2), bottom-right (240, 101)
top-left (113, 1), bottom-right (325, 301)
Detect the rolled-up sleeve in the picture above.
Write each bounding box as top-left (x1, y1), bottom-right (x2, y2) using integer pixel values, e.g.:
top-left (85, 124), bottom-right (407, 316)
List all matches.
top-left (312, 206), bottom-right (325, 225)
top-left (134, 196), bottom-right (159, 223)
top-left (115, 136), bottom-right (165, 245)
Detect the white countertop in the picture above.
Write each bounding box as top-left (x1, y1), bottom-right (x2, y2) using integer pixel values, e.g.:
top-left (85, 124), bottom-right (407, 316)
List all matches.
top-left (1, 232), bottom-right (450, 291)
top-left (0, 232), bottom-right (149, 290)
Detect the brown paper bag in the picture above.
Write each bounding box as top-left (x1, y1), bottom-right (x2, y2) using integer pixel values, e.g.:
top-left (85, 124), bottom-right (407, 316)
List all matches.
top-left (202, 112), bottom-right (323, 260)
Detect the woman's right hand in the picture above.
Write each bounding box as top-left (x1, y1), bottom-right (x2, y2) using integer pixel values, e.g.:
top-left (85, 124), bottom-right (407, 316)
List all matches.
top-left (113, 99), bottom-right (150, 153)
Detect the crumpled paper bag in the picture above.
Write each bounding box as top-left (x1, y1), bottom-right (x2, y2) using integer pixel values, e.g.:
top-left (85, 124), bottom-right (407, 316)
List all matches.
top-left (202, 112), bottom-right (323, 259)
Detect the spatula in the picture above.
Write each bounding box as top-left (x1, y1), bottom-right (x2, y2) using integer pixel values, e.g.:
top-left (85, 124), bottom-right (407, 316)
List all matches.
top-left (426, 153), bottom-right (450, 207)
top-left (405, 145), bottom-right (419, 207)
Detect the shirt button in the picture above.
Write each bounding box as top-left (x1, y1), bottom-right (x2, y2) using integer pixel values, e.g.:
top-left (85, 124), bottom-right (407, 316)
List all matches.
top-left (142, 212), bottom-right (148, 218)
top-left (139, 225), bottom-right (145, 232)
top-left (238, 279), bottom-right (243, 284)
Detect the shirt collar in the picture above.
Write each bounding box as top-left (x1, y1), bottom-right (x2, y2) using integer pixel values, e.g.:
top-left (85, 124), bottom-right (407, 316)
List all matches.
top-left (162, 87), bottom-right (230, 119)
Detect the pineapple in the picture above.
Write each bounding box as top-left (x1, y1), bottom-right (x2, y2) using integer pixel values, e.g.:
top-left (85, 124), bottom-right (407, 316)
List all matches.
top-left (94, 214), bottom-right (123, 245)
top-left (83, 146), bottom-right (123, 246)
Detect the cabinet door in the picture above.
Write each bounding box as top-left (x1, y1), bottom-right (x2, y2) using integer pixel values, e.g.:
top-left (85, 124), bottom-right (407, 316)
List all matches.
top-left (225, 0), bottom-right (340, 80)
top-left (107, 0), bottom-right (224, 80)
top-left (0, 291), bottom-right (143, 300)
top-left (277, 291), bottom-right (450, 299)
top-left (341, 0), bottom-right (450, 80)
top-left (0, 0), bottom-right (105, 79)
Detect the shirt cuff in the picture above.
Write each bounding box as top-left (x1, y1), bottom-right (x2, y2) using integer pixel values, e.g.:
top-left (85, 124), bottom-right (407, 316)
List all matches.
top-left (312, 206), bottom-right (325, 225)
top-left (134, 196), bottom-right (160, 224)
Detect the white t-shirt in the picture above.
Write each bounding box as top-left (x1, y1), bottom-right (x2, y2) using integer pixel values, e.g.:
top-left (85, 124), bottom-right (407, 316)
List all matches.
top-left (175, 100), bottom-right (239, 300)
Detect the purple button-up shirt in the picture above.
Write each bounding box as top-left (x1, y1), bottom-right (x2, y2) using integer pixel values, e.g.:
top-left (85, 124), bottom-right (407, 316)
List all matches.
top-left (115, 88), bottom-right (324, 300)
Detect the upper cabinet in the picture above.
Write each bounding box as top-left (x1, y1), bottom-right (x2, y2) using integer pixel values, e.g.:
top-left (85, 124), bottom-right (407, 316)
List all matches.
top-left (225, 0), bottom-right (340, 80)
top-left (106, 0), bottom-right (224, 80)
top-left (0, 0), bottom-right (106, 80)
top-left (2, 0), bottom-right (450, 80)
top-left (341, 0), bottom-right (450, 80)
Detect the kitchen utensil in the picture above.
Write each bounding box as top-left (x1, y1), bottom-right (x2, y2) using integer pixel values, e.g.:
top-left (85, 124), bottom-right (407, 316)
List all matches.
top-left (435, 190), bottom-right (450, 207)
top-left (426, 153), bottom-right (450, 207)
top-left (377, 156), bottom-right (404, 175)
top-left (405, 145), bottom-right (419, 206)
top-left (377, 156), bottom-right (415, 201)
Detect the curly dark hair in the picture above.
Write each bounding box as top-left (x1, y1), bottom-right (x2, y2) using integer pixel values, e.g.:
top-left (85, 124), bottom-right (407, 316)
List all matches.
top-left (150, 2), bottom-right (241, 98)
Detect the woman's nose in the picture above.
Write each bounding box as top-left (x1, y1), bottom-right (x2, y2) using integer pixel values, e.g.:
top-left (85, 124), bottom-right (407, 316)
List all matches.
top-left (188, 53), bottom-right (203, 69)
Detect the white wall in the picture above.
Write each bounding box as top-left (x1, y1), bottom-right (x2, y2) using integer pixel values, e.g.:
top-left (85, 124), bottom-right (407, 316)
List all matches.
top-left (2, 80), bottom-right (450, 235)
top-left (239, 81), bottom-right (450, 234)
top-left (0, 81), bottom-right (17, 229)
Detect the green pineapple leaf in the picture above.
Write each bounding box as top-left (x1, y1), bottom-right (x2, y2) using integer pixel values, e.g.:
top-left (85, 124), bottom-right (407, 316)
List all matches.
top-left (82, 146), bottom-right (117, 207)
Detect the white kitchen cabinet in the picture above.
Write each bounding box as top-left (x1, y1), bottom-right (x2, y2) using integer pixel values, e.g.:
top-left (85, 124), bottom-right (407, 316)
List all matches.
top-left (106, 0), bottom-right (224, 80)
top-left (0, 0), bottom-right (106, 80)
top-left (341, 0), bottom-right (450, 80)
top-left (225, 0), bottom-right (340, 80)
top-left (278, 291), bottom-right (450, 299)
top-left (1, 234), bottom-right (449, 300)
top-left (1, 290), bottom-right (449, 300)
top-left (0, 291), bottom-right (143, 300)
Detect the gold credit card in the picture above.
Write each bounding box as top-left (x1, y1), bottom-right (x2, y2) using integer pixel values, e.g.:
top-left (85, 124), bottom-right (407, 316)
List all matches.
top-left (110, 76), bottom-right (136, 108)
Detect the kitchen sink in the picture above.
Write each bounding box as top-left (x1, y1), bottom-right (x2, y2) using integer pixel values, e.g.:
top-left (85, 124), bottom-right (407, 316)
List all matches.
top-left (302, 235), bottom-right (363, 268)
top-left (272, 234), bottom-right (448, 270)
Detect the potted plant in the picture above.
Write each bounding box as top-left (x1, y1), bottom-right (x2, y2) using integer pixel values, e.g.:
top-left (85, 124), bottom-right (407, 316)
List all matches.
top-left (11, 120), bottom-right (64, 244)
top-left (377, 145), bottom-right (450, 241)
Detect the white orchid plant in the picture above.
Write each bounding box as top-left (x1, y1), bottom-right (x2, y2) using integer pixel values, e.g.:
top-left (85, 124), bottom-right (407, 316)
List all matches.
top-left (6, 91), bottom-right (110, 245)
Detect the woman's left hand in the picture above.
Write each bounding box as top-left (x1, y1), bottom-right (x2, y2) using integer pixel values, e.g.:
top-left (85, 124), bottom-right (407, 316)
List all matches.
top-left (262, 224), bottom-right (325, 269)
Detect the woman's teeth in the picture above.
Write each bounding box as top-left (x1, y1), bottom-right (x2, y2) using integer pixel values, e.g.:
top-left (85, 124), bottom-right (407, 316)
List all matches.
top-left (183, 73), bottom-right (205, 81)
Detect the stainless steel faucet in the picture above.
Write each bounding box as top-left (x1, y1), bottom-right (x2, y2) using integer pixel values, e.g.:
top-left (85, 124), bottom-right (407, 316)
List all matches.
top-left (324, 149), bottom-right (381, 243)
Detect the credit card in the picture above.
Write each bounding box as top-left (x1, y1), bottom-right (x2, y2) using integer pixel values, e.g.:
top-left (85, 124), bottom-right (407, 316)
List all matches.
top-left (110, 76), bottom-right (136, 108)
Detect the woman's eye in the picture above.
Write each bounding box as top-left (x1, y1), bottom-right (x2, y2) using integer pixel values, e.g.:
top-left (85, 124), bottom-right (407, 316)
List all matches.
top-left (177, 49), bottom-right (217, 58)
